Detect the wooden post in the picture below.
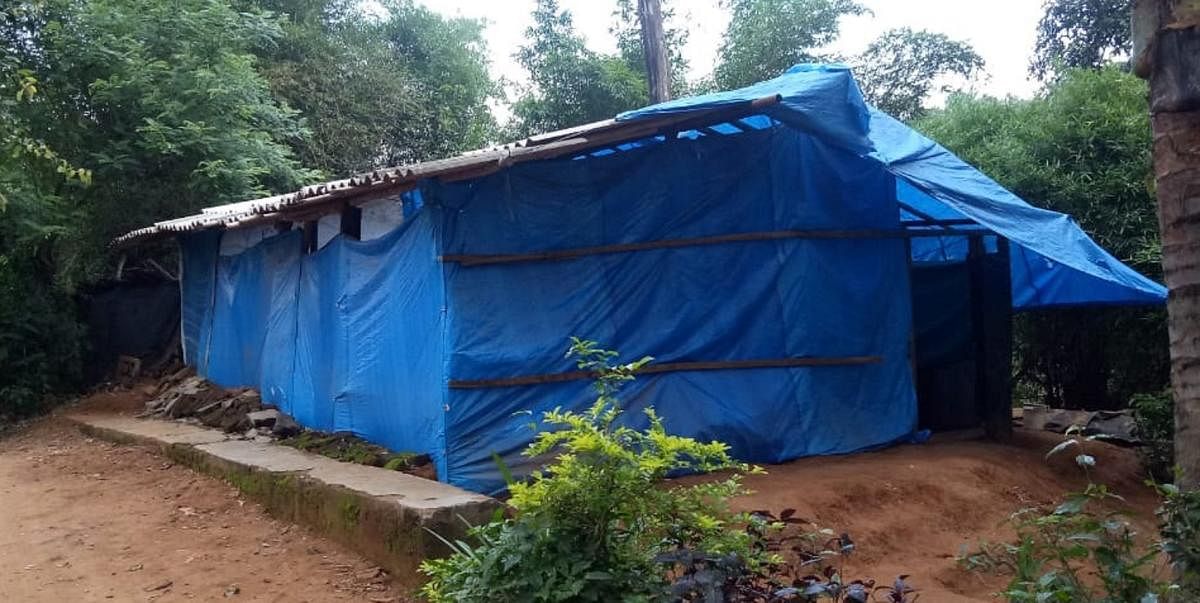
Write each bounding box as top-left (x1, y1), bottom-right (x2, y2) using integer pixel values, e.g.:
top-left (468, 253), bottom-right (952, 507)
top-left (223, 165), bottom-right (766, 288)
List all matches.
top-left (638, 0), bottom-right (671, 103)
top-left (340, 205), bottom-right (362, 240)
top-left (970, 236), bottom-right (1013, 441)
top-left (301, 220), bottom-right (318, 253)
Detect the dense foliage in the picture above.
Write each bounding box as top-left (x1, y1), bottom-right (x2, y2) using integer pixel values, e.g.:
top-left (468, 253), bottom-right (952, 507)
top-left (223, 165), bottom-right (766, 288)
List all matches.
top-left (1132, 390), bottom-right (1174, 482)
top-left (0, 0), bottom-right (317, 417)
top-left (918, 68), bottom-right (1167, 409)
top-left (0, 0), bottom-right (498, 419)
top-left (714, 0), bottom-right (867, 90)
top-left (239, 0), bottom-right (496, 175)
top-left (420, 340), bottom-right (763, 602)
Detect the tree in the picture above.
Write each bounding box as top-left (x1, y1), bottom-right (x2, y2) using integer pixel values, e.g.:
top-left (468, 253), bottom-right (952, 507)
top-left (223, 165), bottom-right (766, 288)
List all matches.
top-left (0, 0), bottom-right (315, 417)
top-left (612, 0), bottom-right (690, 97)
top-left (1131, 0), bottom-right (1200, 489)
top-left (508, 0), bottom-right (649, 137)
top-left (713, 0), bottom-right (867, 90)
top-left (852, 28), bottom-right (985, 122)
top-left (1031, 0), bottom-right (1134, 80)
top-left (247, 0), bottom-right (497, 176)
top-left (919, 68), bottom-right (1167, 410)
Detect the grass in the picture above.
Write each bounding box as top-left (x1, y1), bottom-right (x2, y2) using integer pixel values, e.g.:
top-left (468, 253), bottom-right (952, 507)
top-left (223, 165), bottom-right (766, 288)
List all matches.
top-left (281, 430), bottom-right (428, 472)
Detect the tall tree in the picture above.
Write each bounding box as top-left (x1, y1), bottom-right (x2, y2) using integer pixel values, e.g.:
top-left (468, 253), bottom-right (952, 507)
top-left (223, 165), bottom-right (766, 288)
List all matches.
top-left (0, 0), bottom-right (315, 417)
top-left (612, 0), bottom-right (690, 96)
top-left (509, 0), bottom-right (648, 137)
top-left (636, 0), bottom-right (670, 103)
top-left (1031, 0), bottom-right (1134, 80)
top-left (1131, 0), bottom-right (1200, 489)
top-left (713, 0), bottom-right (867, 89)
top-left (853, 28), bottom-right (985, 121)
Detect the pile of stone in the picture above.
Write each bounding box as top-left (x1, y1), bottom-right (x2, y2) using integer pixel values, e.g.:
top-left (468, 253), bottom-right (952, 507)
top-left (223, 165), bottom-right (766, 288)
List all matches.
top-left (141, 369), bottom-right (300, 440)
top-left (1020, 406), bottom-right (1138, 446)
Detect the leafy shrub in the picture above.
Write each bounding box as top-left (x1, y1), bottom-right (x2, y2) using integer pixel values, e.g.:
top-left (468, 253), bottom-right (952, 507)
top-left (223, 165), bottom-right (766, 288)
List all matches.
top-left (959, 431), bottom-right (1169, 602)
top-left (420, 339), bottom-right (763, 602)
top-left (1155, 483), bottom-right (1200, 598)
top-left (1131, 390), bottom-right (1173, 482)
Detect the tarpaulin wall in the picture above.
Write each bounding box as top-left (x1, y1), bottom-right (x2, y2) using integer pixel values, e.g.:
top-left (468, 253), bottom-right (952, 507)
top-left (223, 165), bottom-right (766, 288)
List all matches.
top-left (431, 125), bottom-right (917, 493)
top-left (178, 212), bottom-right (448, 474)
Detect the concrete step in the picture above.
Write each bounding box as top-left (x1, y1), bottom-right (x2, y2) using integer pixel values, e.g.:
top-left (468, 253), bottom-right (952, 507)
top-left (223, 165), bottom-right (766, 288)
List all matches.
top-left (65, 413), bottom-right (499, 588)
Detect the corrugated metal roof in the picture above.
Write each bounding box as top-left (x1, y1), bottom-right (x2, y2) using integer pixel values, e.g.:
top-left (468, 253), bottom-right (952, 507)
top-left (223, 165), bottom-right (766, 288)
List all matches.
top-left (112, 95), bottom-right (781, 247)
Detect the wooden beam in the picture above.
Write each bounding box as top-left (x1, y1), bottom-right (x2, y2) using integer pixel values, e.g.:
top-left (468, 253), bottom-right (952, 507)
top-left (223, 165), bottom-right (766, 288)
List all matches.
top-left (441, 228), bottom-right (989, 267)
top-left (449, 355), bottom-right (883, 390)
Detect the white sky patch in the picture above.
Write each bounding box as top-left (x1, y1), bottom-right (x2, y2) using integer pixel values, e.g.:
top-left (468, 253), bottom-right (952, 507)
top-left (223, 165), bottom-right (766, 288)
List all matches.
top-left (417, 0), bottom-right (1048, 118)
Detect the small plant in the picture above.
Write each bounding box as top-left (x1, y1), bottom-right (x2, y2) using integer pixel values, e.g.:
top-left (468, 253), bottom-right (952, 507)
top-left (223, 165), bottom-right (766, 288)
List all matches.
top-left (958, 427), bottom-right (1169, 602)
top-left (420, 339), bottom-right (764, 602)
top-left (1155, 481), bottom-right (1200, 598)
top-left (1130, 390), bottom-right (1173, 483)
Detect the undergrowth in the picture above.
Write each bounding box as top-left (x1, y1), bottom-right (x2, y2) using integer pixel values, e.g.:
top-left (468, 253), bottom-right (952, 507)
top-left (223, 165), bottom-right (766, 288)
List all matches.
top-left (420, 339), bottom-right (917, 602)
top-left (957, 426), bottom-right (1195, 602)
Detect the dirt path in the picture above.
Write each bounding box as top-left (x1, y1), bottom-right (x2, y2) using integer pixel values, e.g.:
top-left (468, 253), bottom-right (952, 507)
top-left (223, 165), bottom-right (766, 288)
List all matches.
top-left (0, 414), bottom-right (407, 602)
top-left (0, 385), bottom-right (1167, 603)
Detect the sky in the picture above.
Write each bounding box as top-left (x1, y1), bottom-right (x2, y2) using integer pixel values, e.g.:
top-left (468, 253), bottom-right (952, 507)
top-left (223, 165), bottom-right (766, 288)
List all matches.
top-left (417, 0), bottom-right (1049, 117)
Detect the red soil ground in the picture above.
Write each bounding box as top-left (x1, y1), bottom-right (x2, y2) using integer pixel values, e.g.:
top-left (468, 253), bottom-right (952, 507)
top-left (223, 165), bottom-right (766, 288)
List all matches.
top-left (1, 386), bottom-right (1164, 602)
top-left (0, 389), bottom-right (408, 602)
top-left (686, 430), bottom-right (1163, 602)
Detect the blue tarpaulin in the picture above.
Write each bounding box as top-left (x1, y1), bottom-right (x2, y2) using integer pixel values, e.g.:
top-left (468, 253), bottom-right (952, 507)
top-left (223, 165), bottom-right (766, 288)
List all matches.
top-left (178, 64), bottom-right (1165, 493)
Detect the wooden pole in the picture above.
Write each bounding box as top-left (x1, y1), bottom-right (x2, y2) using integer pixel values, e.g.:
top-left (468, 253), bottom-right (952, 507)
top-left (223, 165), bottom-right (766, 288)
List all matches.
top-left (449, 355), bottom-right (882, 390)
top-left (638, 0), bottom-right (671, 103)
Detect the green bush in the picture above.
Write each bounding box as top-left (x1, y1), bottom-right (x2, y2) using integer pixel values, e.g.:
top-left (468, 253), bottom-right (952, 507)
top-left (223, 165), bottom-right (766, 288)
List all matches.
top-left (1155, 483), bottom-right (1200, 598)
top-left (1131, 390), bottom-right (1174, 482)
top-left (419, 339), bottom-right (763, 602)
top-left (0, 255), bottom-right (85, 422)
top-left (959, 433), bottom-right (1169, 602)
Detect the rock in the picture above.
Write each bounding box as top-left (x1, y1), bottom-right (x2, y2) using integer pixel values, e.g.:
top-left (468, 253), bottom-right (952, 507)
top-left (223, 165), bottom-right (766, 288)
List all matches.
top-left (1023, 407), bottom-right (1094, 433)
top-left (246, 409), bottom-right (280, 429)
top-left (224, 584), bottom-right (240, 598)
top-left (271, 413), bottom-right (301, 438)
top-left (1085, 411), bottom-right (1139, 446)
top-left (144, 580), bottom-right (173, 592)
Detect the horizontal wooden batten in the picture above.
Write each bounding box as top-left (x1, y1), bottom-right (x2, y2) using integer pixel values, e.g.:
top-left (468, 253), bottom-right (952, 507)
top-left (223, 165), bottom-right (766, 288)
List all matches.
top-left (441, 227), bottom-right (989, 267)
top-left (447, 355), bottom-right (883, 390)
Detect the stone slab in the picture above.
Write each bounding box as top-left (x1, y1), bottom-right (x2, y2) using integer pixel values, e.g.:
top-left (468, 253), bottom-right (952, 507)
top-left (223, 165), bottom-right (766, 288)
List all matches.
top-left (66, 413), bottom-right (499, 588)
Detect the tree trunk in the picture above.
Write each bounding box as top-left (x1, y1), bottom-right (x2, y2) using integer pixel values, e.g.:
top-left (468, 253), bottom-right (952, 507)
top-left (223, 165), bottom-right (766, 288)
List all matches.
top-left (637, 0), bottom-right (670, 104)
top-left (1135, 0), bottom-right (1200, 489)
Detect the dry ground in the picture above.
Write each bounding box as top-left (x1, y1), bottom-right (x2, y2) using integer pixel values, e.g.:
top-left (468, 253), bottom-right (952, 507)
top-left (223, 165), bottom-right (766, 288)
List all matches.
top-left (0, 386), bottom-right (1167, 602)
top-left (682, 429), bottom-right (1164, 601)
top-left (0, 391), bottom-right (408, 602)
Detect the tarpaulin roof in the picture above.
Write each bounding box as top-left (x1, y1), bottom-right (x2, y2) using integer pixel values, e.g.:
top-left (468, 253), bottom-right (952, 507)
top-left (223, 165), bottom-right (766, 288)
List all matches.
top-left (140, 63), bottom-right (1165, 310)
top-left (619, 64), bottom-right (1166, 308)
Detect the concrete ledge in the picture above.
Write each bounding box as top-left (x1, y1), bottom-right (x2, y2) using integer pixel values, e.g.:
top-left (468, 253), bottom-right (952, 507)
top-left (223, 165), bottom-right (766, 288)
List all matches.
top-left (67, 413), bottom-right (499, 588)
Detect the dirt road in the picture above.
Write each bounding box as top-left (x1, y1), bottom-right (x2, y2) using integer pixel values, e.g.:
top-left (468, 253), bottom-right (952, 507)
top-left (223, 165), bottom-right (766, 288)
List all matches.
top-left (0, 386), bottom-right (1167, 602)
top-left (0, 415), bottom-right (407, 602)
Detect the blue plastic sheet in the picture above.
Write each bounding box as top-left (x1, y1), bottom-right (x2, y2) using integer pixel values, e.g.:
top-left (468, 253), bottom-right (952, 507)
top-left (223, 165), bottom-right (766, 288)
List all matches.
top-left (621, 64), bottom-right (1167, 309)
top-left (178, 63), bottom-right (1165, 494)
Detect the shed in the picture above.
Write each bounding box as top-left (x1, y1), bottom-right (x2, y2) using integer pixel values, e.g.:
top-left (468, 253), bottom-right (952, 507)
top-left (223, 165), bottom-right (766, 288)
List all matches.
top-left (117, 65), bottom-right (1166, 493)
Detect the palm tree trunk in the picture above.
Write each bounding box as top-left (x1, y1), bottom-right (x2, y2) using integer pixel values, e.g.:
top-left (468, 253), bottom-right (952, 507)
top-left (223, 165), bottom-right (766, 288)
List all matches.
top-left (1135, 0), bottom-right (1200, 489)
